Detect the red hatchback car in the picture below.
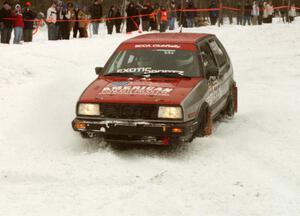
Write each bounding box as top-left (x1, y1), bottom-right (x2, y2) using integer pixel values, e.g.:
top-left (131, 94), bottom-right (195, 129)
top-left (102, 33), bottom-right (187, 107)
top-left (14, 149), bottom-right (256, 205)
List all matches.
top-left (72, 33), bottom-right (238, 145)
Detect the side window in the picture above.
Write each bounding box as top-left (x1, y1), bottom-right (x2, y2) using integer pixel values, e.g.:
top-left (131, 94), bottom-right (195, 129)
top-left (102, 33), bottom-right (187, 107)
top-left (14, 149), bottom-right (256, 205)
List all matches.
top-left (208, 39), bottom-right (227, 67)
top-left (199, 42), bottom-right (217, 71)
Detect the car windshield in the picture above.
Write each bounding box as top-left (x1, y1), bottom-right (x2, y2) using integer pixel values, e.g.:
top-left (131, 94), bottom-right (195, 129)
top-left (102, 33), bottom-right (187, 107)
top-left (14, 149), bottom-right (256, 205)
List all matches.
top-left (104, 49), bottom-right (201, 78)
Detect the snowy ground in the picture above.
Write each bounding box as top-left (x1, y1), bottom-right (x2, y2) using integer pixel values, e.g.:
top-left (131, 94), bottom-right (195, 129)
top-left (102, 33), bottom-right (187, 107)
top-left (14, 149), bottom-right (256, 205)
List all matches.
top-left (0, 19), bottom-right (300, 216)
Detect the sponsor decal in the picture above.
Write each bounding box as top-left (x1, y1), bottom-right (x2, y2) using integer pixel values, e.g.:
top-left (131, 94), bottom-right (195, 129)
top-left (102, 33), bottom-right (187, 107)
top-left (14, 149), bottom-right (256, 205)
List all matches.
top-left (99, 84), bottom-right (174, 96)
top-left (116, 67), bottom-right (184, 75)
top-left (135, 44), bottom-right (181, 49)
top-left (111, 81), bottom-right (130, 86)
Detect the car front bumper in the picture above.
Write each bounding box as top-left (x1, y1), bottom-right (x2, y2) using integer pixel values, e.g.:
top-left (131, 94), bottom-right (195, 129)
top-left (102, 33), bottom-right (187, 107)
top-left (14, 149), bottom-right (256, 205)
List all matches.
top-left (72, 118), bottom-right (198, 145)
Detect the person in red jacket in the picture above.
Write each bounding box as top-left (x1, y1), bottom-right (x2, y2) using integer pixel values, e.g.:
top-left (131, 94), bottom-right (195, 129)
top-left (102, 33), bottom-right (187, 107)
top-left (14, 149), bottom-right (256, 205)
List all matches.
top-left (13, 4), bottom-right (24, 44)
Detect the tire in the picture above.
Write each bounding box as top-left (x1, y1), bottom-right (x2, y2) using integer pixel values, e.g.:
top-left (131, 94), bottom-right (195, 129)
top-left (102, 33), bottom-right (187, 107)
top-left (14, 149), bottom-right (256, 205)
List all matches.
top-left (195, 105), bottom-right (209, 137)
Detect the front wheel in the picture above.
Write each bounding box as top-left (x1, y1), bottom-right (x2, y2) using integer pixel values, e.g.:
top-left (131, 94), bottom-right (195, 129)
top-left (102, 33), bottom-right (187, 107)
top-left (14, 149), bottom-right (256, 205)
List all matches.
top-left (195, 105), bottom-right (212, 138)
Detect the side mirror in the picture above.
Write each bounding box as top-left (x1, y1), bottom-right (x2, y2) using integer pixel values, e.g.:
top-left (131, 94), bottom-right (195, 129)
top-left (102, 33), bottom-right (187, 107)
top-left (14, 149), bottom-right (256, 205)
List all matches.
top-left (206, 65), bottom-right (219, 79)
top-left (95, 67), bottom-right (104, 75)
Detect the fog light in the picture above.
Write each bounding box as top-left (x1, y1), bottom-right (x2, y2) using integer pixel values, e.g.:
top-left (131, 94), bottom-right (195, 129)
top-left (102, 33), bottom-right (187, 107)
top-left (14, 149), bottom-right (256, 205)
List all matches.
top-left (172, 128), bottom-right (183, 134)
top-left (74, 121), bottom-right (86, 130)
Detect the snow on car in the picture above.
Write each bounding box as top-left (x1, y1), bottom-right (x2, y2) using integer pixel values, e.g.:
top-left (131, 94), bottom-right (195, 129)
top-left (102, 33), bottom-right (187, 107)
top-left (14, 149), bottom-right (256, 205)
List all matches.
top-left (72, 33), bottom-right (238, 145)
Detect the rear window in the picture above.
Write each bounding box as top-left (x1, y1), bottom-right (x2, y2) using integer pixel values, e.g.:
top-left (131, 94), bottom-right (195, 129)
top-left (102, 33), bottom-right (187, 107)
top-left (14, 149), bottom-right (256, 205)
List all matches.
top-left (104, 49), bottom-right (202, 77)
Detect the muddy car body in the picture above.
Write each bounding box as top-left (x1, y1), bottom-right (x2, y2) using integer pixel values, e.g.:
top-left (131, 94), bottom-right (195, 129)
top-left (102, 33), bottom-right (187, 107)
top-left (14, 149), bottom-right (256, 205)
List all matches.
top-left (72, 33), bottom-right (238, 145)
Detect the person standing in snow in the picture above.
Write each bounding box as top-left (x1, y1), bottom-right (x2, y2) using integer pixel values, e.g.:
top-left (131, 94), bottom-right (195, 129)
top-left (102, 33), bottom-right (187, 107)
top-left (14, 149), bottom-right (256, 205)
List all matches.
top-left (267, 1), bottom-right (274, 23)
top-left (114, 7), bottom-right (122, 33)
top-left (106, 5), bottom-right (115, 34)
top-left (159, 5), bottom-right (168, 32)
top-left (168, 1), bottom-right (177, 30)
top-left (89, 0), bottom-right (103, 35)
top-left (12, 4), bottom-right (23, 44)
top-left (141, 4), bottom-right (151, 32)
top-left (23, 2), bottom-right (36, 43)
top-left (209, 1), bottom-right (218, 25)
top-left (243, 1), bottom-right (252, 26)
top-left (60, 4), bottom-right (71, 39)
top-left (185, 1), bottom-right (196, 28)
top-left (251, 1), bottom-right (260, 25)
top-left (126, 2), bottom-right (139, 33)
top-left (0, 1), bottom-right (13, 44)
top-left (47, 2), bottom-right (57, 40)
top-left (288, 3), bottom-right (297, 23)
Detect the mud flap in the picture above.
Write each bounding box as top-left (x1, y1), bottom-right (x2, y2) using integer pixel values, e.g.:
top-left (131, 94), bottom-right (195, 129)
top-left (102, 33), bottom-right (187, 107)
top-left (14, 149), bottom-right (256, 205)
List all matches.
top-left (233, 86), bottom-right (238, 113)
top-left (204, 111), bottom-right (213, 136)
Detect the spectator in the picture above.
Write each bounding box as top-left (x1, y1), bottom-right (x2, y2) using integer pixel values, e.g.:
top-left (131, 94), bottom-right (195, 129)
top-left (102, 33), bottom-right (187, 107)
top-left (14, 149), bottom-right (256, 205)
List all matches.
top-left (55, 1), bottom-right (63, 40)
top-left (12, 4), bottom-right (23, 44)
top-left (288, 3), bottom-right (297, 23)
top-left (185, 1), bottom-right (196, 28)
top-left (258, 1), bottom-right (264, 25)
top-left (23, 2), bottom-right (36, 42)
top-left (89, 0), bottom-right (103, 35)
top-left (209, 1), bottom-right (218, 25)
top-left (267, 1), bottom-right (274, 23)
top-left (251, 1), bottom-right (260, 25)
top-left (114, 7), bottom-right (122, 33)
top-left (126, 2), bottom-right (139, 33)
top-left (149, 3), bottom-right (159, 31)
top-left (168, 1), bottom-right (177, 30)
top-left (47, 2), bottom-right (57, 40)
top-left (236, 2), bottom-right (243, 25)
top-left (243, 1), bottom-right (252, 25)
top-left (106, 5), bottom-right (115, 34)
top-left (0, 1), bottom-right (13, 44)
top-left (141, 4), bottom-right (151, 31)
top-left (60, 4), bottom-right (71, 39)
top-left (159, 6), bottom-right (168, 32)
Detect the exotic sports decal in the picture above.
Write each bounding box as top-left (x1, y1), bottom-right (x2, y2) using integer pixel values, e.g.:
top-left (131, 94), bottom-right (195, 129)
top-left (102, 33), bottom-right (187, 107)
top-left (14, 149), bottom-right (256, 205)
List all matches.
top-left (99, 82), bottom-right (174, 96)
top-left (116, 67), bottom-right (184, 75)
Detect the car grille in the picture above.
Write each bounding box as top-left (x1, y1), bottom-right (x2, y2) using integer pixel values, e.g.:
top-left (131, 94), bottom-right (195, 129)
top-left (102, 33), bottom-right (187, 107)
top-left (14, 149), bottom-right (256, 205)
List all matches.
top-left (100, 103), bottom-right (158, 120)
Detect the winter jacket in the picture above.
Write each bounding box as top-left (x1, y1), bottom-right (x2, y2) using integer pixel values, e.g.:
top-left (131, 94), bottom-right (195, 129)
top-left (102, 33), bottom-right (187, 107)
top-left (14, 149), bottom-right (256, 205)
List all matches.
top-left (185, 4), bottom-right (196, 19)
top-left (13, 12), bottom-right (24, 27)
top-left (160, 10), bottom-right (168, 22)
top-left (106, 8), bottom-right (114, 24)
top-left (244, 4), bottom-right (252, 16)
top-left (47, 6), bottom-right (57, 23)
top-left (90, 4), bottom-right (103, 19)
top-left (289, 7), bottom-right (297, 17)
top-left (141, 7), bottom-right (151, 21)
top-left (23, 9), bottom-right (36, 29)
top-left (71, 10), bottom-right (88, 29)
top-left (0, 8), bottom-right (13, 28)
top-left (209, 4), bottom-right (218, 18)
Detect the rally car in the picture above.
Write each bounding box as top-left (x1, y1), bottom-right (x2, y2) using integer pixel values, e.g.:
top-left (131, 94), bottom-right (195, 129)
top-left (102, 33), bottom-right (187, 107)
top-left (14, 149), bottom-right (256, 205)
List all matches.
top-left (72, 33), bottom-right (238, 145)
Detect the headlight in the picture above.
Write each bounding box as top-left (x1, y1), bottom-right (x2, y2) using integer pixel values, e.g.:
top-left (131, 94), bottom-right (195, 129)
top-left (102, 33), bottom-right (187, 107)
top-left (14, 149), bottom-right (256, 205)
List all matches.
top-left (78, 103), bottom-right (100, 116)
top-left (158, 106), bottom-right (183, 119)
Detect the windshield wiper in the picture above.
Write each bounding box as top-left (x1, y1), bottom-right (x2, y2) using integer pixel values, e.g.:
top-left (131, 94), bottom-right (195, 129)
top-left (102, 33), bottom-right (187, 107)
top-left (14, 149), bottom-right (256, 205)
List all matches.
top-left (104, 72), bottom-right (141, 77)
top-left (145, 72), bottom-right (191, 78)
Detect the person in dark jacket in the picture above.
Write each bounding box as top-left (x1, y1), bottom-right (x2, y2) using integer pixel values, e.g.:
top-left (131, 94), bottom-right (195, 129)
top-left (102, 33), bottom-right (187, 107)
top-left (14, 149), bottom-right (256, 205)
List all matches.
top-left (0, 1), bottom-right (13, 44)
top-left (106, 5), bottom-right (115, 34)
top-left (126, 2), bottom-right (139, 33)
top-left (23, 2), bottom-right (36, 42)
top-left (60, 4), bottom-right (71, 40)
top-left (185, 1), bottom-right (196, 28)
top-left (90, 0), bottom-right (103, 35)
top-left (243, 1), bottom-right (252, 25)
top-left (114, 7), bottom-right (122, 33)
top-left (141, 4), bottom-right (151, 31)
top-left (209, 1), bottom-right (218, 25)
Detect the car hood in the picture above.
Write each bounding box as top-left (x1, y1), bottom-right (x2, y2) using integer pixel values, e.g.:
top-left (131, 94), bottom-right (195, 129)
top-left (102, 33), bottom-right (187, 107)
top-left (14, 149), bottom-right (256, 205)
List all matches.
top-left (79, 76), bottom-right (203, 105)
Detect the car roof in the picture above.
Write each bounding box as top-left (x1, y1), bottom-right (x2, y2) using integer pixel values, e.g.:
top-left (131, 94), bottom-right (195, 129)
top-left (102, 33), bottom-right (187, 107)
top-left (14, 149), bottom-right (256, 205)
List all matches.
top-left (123, 33), bottom-right (213, 44)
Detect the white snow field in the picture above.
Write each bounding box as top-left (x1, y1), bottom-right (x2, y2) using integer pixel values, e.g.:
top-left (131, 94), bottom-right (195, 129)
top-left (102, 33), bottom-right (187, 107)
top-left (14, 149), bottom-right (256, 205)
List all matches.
top-left (1, 19), bottom-right (300, 216)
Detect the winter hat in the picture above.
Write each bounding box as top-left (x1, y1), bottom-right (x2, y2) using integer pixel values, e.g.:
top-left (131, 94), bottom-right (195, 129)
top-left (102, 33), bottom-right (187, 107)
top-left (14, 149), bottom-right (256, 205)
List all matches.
top-left (25, 2), bottom-right (31, 7)
top-left (15, 4), bottom-right (21, 9)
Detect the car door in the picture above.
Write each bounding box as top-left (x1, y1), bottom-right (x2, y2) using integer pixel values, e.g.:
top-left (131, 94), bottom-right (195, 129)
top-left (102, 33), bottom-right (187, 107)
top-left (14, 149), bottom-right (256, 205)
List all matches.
top-left (198, 38), bottom-right (229, 117)
top-left (207, 37), bottom-right (232, 116)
